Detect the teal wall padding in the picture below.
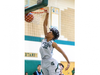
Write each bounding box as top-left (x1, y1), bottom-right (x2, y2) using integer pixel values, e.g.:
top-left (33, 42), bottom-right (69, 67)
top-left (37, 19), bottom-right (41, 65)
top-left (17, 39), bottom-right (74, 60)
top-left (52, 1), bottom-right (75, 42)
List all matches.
top-left (25, 35), bottom-right (75, 46)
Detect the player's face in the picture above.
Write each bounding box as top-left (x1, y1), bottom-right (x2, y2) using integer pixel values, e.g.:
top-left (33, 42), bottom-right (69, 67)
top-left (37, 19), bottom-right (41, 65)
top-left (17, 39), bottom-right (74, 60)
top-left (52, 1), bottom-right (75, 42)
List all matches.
top-left (60, 66), bottom-right (64, 74)
top-left (46, 31), bottom-right (54, 38)
top-left (25, 73), bottom-right (28, 75)
top-left (37, 65), bottom-right (41, 71)
top-left (60, 65), bottom-right (64, 70)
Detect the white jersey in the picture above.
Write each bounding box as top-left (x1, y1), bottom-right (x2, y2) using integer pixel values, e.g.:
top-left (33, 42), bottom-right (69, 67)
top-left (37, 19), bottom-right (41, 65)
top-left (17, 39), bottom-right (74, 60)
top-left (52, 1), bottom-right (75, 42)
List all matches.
top-left (39, 39), bottom-right (54, 59)
top-left (40, 39), bottom-right (60, 75)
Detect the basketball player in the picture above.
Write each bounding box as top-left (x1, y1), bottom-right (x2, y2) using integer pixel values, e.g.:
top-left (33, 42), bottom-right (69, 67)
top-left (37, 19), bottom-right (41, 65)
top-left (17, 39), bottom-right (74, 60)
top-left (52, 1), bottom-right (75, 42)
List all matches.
top-left (33, 64), bottom-right (42, 75)
top-left (58, 63), bottom-right (64, 75)
top-left (39, 9), bottom-right (70, 75)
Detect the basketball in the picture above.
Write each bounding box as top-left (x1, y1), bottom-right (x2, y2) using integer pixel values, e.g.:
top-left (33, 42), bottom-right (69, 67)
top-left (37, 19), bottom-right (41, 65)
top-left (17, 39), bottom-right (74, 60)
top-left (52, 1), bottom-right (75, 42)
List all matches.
top-left (25, 12), bottom-right (34, 22)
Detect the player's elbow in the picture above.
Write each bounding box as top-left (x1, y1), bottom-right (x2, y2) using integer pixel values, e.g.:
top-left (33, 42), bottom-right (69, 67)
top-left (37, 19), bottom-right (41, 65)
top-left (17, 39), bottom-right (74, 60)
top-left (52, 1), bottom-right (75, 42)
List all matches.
top-left (43, 23), bottom-right (47, 27)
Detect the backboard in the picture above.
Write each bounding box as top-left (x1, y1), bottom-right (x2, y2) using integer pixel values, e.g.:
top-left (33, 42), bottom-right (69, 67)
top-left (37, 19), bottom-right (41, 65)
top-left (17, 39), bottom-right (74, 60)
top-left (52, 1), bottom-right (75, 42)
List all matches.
top-left (25, 0), bottom-right (48, 14)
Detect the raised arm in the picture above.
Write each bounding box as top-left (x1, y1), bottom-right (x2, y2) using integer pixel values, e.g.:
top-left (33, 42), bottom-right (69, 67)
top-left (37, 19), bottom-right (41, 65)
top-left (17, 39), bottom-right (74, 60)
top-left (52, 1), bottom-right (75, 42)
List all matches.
top-left (43, 10), bottom-right (49, 38)
top-left (52, 42), bottom-right (70, 71)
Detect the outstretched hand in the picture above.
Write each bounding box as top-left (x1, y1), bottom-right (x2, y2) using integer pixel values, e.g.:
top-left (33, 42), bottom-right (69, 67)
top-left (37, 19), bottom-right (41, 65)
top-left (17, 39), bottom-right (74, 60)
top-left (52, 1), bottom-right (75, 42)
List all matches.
top-left (65, 63), bottom-right (70, 71)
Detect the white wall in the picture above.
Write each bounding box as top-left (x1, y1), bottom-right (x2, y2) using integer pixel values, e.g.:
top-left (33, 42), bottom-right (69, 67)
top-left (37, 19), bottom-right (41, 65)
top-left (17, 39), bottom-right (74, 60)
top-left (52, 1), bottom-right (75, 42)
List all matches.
top-left (52, 44), bottom-right (75, 62)
top-left (24, 41), bottom-right (41, 60)
top-left (24, 41), bottom-right (75, 62)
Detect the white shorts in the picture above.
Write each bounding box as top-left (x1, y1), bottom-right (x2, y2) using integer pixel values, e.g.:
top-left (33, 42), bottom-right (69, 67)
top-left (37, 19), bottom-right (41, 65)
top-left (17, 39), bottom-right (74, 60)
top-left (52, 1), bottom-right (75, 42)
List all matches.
top-left (41, 58), bottom-right (61, 75)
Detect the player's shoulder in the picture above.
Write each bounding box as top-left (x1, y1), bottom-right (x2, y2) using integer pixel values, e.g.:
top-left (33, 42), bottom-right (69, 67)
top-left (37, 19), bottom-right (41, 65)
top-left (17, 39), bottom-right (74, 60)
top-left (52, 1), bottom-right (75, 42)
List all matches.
top-left (52, 41), bottom-right (56, 44)
top-left (41, 38), bottom-right (46, 42)
top-left (33, 71), bottom-right (37, 75)
top-left (52, 42), bottom-right (57, 48)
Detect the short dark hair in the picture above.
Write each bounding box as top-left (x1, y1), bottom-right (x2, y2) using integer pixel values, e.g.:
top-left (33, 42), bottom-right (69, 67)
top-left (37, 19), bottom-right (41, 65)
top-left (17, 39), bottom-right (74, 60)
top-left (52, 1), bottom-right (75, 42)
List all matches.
top-left (25, 72), bottom-right (28, 75)
top-left (50, 27), bottom-right (59, 40)
top-left (37, 64), bottom-right (41, 67)
top-left (58, 63), bottom-right (64, 68)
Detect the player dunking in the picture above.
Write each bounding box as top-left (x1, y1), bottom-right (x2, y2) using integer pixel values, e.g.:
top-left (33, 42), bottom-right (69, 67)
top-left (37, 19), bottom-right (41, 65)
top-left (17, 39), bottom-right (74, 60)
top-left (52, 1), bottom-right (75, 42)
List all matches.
top-left (39, 9), bottom-right (70, 75)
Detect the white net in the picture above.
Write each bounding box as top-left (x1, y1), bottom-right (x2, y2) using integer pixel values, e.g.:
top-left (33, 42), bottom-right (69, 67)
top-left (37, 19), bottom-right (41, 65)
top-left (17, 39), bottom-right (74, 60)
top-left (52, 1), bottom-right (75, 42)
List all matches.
top-left (31, 9), bottom-right (45, 25)
top-left (32, 12), bottom-right (44, 25)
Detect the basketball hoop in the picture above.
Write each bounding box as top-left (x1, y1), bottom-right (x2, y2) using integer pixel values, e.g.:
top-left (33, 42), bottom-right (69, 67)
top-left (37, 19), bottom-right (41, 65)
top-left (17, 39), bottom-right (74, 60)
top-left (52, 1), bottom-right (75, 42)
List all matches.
top-left (25, 6), bottom-right (47, 25)
top-left (25, 6), bottom-right (28, 9)
top-left (31, 8), bottom-right (46, 25)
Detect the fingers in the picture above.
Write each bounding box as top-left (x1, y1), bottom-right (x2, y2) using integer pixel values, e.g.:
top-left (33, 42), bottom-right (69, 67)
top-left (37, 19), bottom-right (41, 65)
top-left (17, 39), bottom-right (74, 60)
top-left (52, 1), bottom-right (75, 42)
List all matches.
top-left (65, 67), bottom-right (69, 71)
top-left (65, 63), bottom-right (70, 71)
top-left (65, 66), bottom-right (69, 71)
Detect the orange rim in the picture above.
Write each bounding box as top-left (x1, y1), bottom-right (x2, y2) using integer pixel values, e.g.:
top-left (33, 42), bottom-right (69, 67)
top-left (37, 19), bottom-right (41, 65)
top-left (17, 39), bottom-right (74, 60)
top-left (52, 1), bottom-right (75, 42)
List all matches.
top-left (31, 12), bottom-right (44, 14)
top-left (25, 7), bottom-right (47, 14)
top-left (40, 8), bottom-right (45, 10)
top-left (25, 6), bottom-right (28, 9)
top-left (31, 8), bottom-right (46, 14)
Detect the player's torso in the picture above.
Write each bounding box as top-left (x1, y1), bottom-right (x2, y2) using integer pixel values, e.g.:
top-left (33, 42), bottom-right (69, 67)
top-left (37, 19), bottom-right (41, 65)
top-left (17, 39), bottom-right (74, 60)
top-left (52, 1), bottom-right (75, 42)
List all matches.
top-left (39, 39), bottom-right (53, 59)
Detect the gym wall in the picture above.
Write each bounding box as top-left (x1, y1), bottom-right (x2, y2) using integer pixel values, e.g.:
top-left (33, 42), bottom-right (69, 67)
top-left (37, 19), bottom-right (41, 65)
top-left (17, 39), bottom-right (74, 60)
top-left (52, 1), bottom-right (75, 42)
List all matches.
top-left (25, 0), bottom-right (75, 42)
top-left (25, 0), bottom-right (75, 75)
